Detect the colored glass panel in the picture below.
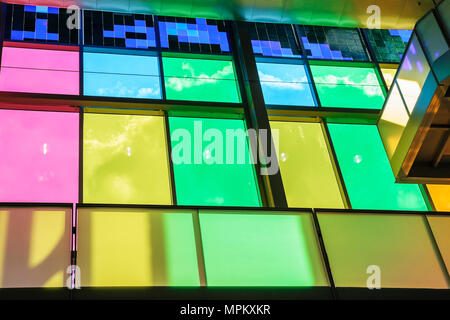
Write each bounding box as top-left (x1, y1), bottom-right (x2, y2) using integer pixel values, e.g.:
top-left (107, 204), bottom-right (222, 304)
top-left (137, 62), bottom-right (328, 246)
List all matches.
top-left (83, 10), bottom-right (156, 49)
top-left (364, 29), bottom-right (412, 63)
top-left (83, 113), bottom-right (172, 205)
top-left (5, 4), bottom-right (78, 45)
top-left (163, 56), bottom-right (241, 103)
top-left (318, 212), bottom-right (449, 289)
top-left (427, 185), bottom-right (450, 211)
top-left (416, 13), bottom-right (448, 63)
top-left (83, 52), bottom-right (162, 99)
top-left (0, 207), bottom-right (71, 288)
top-left (77, 208), bottom-right (199, 287)
top-left (298, 25), bottom-right (368, 61)
top-left (270, 121), bottom-right (344, 208)
top-left (310, 64), bottom-right (385, 109)
top-left (427, 216), bottom-right (450, 272)
top-left (0, 45), bottom-right (79, 95)
top-left (169, 117), bottom-right (261, 207)
top-left (159, 17), bottom-right (230, 53)
top-left (0, 109), bottom-right (79, 203)
top-left (380, 67), bottom-right (398, 89)
top-left (256, 62), bottom-right (316, 106)
top-left (327, 124), bottom-right (427, 211)
top-left (199, 211), bottom-right (328, 286)
top-left (246, 22), bottom-right (301, 58)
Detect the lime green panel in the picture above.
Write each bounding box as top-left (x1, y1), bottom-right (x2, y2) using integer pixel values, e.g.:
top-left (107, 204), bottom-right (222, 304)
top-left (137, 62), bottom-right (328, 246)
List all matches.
top-left (310, 65), bottom-right (385, 109)
top-left (327, 124), bottom-right (427, 211)
top-left (162, 56), bottom-right (241, 103)
top-left (270, 121), bottom-right (344, 208)
top-left (318, 212), bottom-right (449, 289)
top-left (77, 208), bottom-right (199, 287)
top-left (169, 117), bottom-right (261, 207)
top-left (83, 113), bottom-right (172, 205)
top-left (200, 211), bottom-right (329, 287)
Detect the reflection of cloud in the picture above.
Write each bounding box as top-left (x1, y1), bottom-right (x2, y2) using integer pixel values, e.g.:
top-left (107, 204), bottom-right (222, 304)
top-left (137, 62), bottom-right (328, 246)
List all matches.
top-left (315, 72), bottom-right (381, 96)
top-left (258, 71), bottom-right (307, 90)
top-left (96, 81), bottom-right (160, 98)
top-left (166, 62), bottom-right (234, 92)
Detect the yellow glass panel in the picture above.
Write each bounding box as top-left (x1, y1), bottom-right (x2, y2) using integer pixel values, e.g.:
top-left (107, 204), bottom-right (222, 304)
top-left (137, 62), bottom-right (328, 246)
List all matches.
top-left (77, 208), bottom-right (200, 287)
top-left (318, 212), bottom-right (449, 289)
top-left (0, 208), bottom-right (71, 288)
top-left (427, 185), bottom-right (450, 211)
top-left (381, 68), bottom-right (397, 89)
top-left (83, 113), bottom-right (172, 205)
top-left (270, 121), bottom-right (344, 208)
top-left (427, 216), bottom-right (450, 272)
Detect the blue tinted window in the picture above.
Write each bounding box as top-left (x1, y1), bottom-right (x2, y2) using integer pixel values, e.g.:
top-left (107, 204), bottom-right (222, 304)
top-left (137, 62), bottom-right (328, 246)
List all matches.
top-left (364, 29), bottom-right (412, 63)
top-left (83, 52), bottom-right (161, 99)
top-left (257, 62), bottom-right (316, 106)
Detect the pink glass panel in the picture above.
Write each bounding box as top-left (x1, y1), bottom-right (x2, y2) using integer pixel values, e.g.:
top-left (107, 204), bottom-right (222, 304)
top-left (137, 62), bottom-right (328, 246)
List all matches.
top-left (0, 109), bottom-right (79, 203)
top-left (0, 47), bottom-right (79, 95)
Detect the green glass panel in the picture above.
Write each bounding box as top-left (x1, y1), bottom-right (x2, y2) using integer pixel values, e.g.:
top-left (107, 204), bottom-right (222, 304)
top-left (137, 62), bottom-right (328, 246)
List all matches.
top-left (200, 211), bottom-right (329, 286)
top-left (327, 124), bottom-right (427, 210)
top-left (310, 65), bottom-right (385, 109)
top-left (270, 121), bottom-right (344, 208)
top-left (83, 113), bottom-right (172, 205)
top-left (162, 56), bottom-right (241, 103)
top-left (169, 116), bottom-right (261, 207)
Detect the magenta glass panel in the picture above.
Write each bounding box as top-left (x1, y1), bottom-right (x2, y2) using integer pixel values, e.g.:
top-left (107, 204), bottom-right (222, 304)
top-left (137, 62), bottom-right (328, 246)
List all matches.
top-left (0, 47), bottom-right (79, 95)
top-left (0, 109), bottom-right (79, 203)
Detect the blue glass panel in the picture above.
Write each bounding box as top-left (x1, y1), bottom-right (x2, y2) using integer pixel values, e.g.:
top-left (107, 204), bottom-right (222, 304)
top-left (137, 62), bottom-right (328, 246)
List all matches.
top-left (256, 62), bottom-right (316, 106)
top-left (364, 29), bottom-right (412, 63)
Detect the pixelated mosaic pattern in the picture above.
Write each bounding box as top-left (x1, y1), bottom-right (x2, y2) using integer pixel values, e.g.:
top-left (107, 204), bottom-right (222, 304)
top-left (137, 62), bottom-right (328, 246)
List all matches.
top-left (84, 10), bottom-right (156, 49)
top-left (158, 17), bottom-right (230, 53)
top-left (246, 22), bottom-right (301, 58)
top-left (364, 29), bottom-right (413, 63)
top-left (298, 26), bottom-right (368, 61)
top-left (5, 4), bottom-right (79, 45)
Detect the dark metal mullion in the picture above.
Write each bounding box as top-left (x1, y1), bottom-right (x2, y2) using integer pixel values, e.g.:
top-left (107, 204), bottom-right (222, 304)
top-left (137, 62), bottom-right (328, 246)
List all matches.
top-left (293, 25), bottom-right (322, 108)
top-left (192, 209), bottom-right (207, 286)
top-left (0, 3), bottom-right (7, 67)
top-left (154, 16), bottom-right (167, 101)
top-left (164, 111), bottom-right (178, 205)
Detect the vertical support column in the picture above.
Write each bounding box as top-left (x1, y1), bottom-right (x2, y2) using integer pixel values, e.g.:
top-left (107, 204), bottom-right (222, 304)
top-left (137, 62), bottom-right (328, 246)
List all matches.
top-left (228, 21), bottom-right (287, 208)
top-left (0, 3), bottom-right (7, 67)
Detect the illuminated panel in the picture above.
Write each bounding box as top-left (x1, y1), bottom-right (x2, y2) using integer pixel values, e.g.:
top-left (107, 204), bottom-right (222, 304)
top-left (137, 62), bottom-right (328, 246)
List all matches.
top-left (0, 109), bottom-right (79, 203)
top-left (83, 113), bottom-right (172, 205)
top-left (0, 45), bottom-right (79, 95)
top-left (77, 208), bottom-right (199, 287)
top-left (256, 62), bottom-right (316, 106)
top-left (169, 117), bottom-right (261, 207)
top-left (158, 17), bottom-right (230, 54)
top-left (364, 29), bottom-right (412, 63)
top-left (327, 124), bottom-right (427, 210)
top-left (200, 211), bottom-right (328, 286)
top-left (163, 56), bottom-right (241, 103)
top-left (380, 67), bottom-right (398, 89)
top-left (427, 185), bottom-right (450, 211)
top-left (427, 216), bottom-right (450, 272)
top-left (83, 10), bottom-right (156, 49)
top-left (310, 64), bottom-right (385, 109)
top-left (416, 13), bottom-right (448, 63)
top-left (396, 35), bottom-right (431, 113)
top-left (83, 51), bottom-right (161, 99)
top-left (298, 26), bottom-right (368, 61)
top-left (270, 121), bottom-right (344, 208)
top-left (318, 212), bottom-right (449, 289)
top-left (246, 22), bottom-right (301, 58)
top-left (0, 207), bottom-right (71, 288)
top-left (5, 4), bottom-right (79, 45)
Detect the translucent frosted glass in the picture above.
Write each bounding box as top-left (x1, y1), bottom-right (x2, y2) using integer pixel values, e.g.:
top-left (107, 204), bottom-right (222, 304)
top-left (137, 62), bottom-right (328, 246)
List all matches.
top-left (0, 207), bottom-right (71, 288)
top-left (199, 211), bottom-right (328, 286)
top-left (83, 52), bottom-right (162, 99)
top-left (396, 35), bottom-right (431, 113)
top-left (416, 13), bottom-right (448, 63)
top-left (379, 83), bottom-right (410, 159)
top-left (318, 212), bottom-right (449, 289)
top-left (381, 67), bottom-right (397, 89)
top-left (163, 56), bottom-right (241, 103)
top-left (427, 185), bottom-right (450, 211)
top-left (256, 62), bottom-right (316, 106)
top-left (77, 208), bottom-right (199, 287)
top-left (83, 113), bottom-right (172, 205)
top-left (427, 216), bottom-right (450, 272)
top-left (0, 109), bottom-right (79, 202)
top-left (169, 117), bottom-right (260, 207)
top-left (310, 65), bottom-right (385, 109)
top-left (0, 46), bottom-right (79, 94)
top-left (270, 121), bottom-right (344, 208)
top-left (327, 124), bottom-right (427, 211)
